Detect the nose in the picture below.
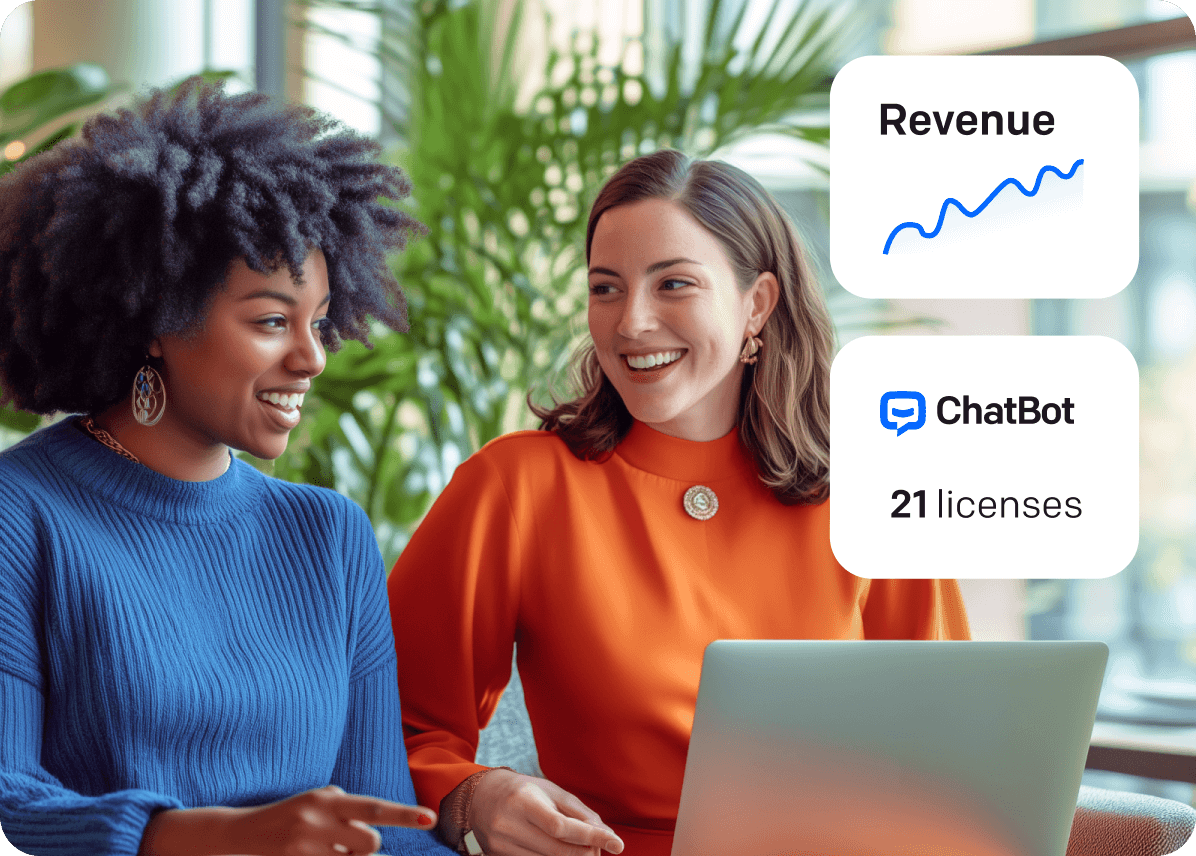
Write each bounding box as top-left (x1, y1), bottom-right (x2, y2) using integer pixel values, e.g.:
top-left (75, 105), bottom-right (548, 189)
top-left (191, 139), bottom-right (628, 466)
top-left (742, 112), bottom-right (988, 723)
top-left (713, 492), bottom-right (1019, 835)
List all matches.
top-left (286, 324), bottom-right (327, 377)
top-left (616, 284), bottom-right (658, 338)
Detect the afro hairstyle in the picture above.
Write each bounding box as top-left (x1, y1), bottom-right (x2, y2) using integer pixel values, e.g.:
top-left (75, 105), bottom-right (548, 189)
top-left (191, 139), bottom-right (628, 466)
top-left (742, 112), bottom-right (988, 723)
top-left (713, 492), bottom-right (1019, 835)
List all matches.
top-left (0, 75), bottom-right (425, 415)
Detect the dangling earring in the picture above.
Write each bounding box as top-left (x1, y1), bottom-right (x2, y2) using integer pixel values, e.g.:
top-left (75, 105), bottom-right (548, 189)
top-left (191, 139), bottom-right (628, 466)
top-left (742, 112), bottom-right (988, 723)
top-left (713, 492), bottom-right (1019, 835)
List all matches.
top-left (132, 360), bottom-right (166, 426)
top-left (738, 335), bottom-right (763, 365)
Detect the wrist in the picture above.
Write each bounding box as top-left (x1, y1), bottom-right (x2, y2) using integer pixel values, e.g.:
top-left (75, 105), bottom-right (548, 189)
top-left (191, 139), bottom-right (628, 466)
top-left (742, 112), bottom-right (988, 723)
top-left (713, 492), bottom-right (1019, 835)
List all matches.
top-left (138, 809), bottom-right (174, 856)
top-left (138, 806), bottom-right (239, 856)
top-left (437, 767), bottom-right (515, 855)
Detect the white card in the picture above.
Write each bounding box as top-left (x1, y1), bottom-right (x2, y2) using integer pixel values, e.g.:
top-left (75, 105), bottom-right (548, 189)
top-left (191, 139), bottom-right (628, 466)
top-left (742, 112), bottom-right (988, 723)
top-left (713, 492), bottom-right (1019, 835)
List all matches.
top-left (830, 336), bottom-right (1139, 578)
top-left (830, 56), bottom-right (1138, 298)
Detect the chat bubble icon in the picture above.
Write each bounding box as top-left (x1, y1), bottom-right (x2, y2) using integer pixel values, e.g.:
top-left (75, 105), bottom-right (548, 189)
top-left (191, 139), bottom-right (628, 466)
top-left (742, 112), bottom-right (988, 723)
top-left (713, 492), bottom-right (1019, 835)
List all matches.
top-left (880, 391), bottom-right (926, 436)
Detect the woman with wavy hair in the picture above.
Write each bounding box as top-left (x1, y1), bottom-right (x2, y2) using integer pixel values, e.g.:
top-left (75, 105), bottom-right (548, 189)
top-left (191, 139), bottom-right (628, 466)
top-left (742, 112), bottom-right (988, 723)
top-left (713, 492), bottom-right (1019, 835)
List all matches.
top-left (0, 78), bottom-right (451, 856)
top-left (389, 149), bottom-right (970, 856)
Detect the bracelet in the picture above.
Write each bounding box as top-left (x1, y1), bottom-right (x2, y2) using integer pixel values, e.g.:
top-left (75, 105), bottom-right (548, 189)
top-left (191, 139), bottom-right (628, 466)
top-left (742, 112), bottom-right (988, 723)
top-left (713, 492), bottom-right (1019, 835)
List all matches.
top-left (437, 766), bottom-right (515, 856)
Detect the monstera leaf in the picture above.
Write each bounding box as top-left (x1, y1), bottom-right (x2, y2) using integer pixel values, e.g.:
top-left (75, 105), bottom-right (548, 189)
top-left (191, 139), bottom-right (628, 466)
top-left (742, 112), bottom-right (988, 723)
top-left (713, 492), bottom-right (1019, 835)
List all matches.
top-left (0, 63), bottom-right (115, 175)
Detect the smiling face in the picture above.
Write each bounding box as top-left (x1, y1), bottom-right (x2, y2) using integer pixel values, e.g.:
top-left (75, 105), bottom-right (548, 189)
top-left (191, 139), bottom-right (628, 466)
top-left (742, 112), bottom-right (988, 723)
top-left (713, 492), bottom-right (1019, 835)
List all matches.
top-left (148, 250), bottom-right (330, 462)
top-left (587, 198), bottom-right (778, 441)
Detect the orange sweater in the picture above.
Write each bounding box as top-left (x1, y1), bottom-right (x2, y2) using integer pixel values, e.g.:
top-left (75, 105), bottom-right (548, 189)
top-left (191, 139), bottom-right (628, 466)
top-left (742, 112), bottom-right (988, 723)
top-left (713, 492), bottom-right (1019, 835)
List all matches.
top-left (389, 422), bottom-right (970, 856)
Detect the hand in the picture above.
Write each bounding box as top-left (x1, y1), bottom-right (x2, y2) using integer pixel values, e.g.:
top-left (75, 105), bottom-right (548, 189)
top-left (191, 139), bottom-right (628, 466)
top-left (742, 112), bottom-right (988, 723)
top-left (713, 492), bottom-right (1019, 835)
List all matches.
top-left (139, 784), bottom-right (438, 856)
top-left (468, 770), bottom-right (624, 856)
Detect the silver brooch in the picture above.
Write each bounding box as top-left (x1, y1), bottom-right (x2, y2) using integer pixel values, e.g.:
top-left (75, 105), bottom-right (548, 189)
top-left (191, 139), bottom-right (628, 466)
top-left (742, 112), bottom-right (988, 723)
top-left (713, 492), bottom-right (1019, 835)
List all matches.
top-left (683, 485), bottom-right (718, 521)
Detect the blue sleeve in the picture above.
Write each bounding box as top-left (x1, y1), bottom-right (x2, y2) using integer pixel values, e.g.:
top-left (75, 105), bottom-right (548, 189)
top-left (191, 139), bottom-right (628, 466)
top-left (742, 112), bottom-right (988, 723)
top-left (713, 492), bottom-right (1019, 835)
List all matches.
top-left (0, 484), bottom-right (183, 856)
top-left (0, 674), bottom-right (184, 856)
top-left (331, 503), bottom-right (454, 856)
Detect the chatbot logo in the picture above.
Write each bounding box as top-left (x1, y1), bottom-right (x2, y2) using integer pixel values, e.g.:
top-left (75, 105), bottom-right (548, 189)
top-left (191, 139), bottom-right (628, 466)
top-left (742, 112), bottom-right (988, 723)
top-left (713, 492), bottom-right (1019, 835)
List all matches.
top-left (880, 391), bottom-right (926, 436)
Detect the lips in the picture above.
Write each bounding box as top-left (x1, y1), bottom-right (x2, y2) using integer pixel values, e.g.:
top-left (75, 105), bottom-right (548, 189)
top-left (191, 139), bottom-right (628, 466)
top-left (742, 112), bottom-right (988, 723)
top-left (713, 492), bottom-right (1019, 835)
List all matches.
top-left (621, 350), bottom-right (685, 384)
top-left (256, 389), bottom-right (307, 429)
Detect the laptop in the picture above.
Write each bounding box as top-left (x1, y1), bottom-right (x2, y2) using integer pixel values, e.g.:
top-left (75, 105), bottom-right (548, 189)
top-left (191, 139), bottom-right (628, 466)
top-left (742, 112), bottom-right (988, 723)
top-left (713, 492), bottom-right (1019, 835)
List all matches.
top-left (671, 640), bottom-right (1107, 856)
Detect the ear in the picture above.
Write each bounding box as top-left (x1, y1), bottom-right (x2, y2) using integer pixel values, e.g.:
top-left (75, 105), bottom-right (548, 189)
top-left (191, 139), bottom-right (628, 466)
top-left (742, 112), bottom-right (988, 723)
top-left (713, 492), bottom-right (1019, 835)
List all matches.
top-left (745, 271), bottom-right (780, 336)
top-left (147, 339), bottom-right (164, 359)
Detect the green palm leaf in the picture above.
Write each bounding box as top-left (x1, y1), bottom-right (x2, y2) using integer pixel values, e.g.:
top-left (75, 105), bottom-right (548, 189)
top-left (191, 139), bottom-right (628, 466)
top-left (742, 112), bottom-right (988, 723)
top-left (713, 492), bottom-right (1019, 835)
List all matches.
top-left (291, 0), bottom-right (851, 561)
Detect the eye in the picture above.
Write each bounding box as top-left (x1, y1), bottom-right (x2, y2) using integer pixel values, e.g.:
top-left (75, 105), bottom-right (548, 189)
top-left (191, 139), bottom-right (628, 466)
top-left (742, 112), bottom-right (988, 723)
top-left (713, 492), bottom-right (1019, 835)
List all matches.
top-left (588, 282), bottom-right (618, 296)
top-left (660, 278), bottom-right (691, 291)
top-left (257, 315), bottom-right (286, 330)
top-left (314, 317), bottom-right (333, 335)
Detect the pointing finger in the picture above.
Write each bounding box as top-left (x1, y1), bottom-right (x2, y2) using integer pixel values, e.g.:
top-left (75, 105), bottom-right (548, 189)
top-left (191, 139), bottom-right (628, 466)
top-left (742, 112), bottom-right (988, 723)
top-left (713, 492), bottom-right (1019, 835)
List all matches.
top-left (330, 793), bottom-right (437, 829)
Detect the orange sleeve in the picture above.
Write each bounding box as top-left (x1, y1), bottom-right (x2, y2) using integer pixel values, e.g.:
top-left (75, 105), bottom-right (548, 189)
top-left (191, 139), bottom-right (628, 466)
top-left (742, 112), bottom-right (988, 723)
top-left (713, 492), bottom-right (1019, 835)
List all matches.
top-left (387, 452), bottom-right (522, 808)
top-left (860, 578), bottom-right (972, 640)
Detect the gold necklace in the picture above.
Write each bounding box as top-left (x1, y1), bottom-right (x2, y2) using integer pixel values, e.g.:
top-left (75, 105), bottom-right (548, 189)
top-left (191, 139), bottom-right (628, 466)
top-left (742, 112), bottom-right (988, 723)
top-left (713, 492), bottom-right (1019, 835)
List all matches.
top-left (77, 416), bottom-right (141, 464)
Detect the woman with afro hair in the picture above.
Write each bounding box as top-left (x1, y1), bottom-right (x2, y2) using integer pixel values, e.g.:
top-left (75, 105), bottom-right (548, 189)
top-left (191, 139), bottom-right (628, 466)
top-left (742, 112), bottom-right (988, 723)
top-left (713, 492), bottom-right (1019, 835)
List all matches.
top-left (0, 78), bottom-right (453, 856)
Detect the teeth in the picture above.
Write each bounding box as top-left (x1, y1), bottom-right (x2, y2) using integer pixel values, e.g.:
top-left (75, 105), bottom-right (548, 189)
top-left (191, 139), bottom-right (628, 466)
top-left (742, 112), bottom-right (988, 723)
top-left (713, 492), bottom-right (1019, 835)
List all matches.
top-left (626, 350), bottom-right (683, 369)
top-left (257, 391), bottom-right (306, 410)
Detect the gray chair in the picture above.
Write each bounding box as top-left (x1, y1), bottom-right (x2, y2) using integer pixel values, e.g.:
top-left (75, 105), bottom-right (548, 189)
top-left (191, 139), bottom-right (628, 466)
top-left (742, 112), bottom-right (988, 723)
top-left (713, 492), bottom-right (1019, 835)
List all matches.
top-left (475, 655), bottom-right (541, 777)
top-left (476, 662), bottom-right (1196, 856)
top-left (1068, 786), bottom-right (1195, 856)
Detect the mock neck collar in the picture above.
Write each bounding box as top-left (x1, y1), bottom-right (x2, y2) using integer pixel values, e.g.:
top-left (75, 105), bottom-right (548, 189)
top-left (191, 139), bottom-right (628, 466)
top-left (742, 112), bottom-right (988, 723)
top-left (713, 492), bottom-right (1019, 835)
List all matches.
top-left (613, 420), bottom-right (756, 482)
top-left (37, 419), bottom-right (258, 524)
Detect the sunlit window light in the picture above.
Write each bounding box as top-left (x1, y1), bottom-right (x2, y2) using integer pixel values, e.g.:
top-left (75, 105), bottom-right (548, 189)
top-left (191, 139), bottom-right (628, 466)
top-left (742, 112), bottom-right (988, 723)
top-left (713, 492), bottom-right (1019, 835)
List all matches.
top-left (303, 6), bottom-right (381, 137)
top-left (886, 0), bottom-right (1034, 54)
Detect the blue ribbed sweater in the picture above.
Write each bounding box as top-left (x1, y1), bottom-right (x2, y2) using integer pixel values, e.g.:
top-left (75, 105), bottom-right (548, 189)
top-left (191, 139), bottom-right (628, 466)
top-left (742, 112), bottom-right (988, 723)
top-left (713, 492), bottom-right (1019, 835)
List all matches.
top-left (0, 420), bottom-right (452, 856)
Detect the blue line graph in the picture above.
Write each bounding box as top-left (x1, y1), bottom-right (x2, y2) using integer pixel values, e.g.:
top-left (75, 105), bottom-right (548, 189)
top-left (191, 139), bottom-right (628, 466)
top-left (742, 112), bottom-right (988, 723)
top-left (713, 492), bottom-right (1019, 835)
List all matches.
top-left (882, 158), bottom-right (1084, 255)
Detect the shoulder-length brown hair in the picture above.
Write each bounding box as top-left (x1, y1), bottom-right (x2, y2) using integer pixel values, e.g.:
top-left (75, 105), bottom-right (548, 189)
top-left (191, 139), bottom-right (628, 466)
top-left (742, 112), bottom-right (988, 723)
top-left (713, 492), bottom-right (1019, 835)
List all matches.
top-left (533, 149), bottom-right (833, 505)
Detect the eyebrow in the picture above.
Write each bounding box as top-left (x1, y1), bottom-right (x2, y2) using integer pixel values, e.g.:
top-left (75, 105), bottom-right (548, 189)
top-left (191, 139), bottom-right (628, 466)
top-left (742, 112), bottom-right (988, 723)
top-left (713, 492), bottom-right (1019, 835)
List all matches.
top-left (241, 289), bottom-right (331, 307)
top-left (588, 257), bottom-right (703, 277)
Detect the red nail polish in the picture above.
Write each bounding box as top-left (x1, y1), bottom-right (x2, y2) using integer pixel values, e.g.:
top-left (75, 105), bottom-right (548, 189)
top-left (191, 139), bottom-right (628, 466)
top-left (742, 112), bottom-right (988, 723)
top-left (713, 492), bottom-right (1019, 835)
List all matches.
top-left (418, 814), bottom-right (434, 826)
